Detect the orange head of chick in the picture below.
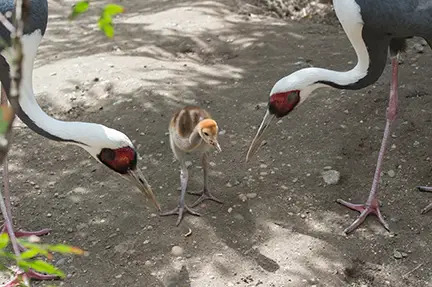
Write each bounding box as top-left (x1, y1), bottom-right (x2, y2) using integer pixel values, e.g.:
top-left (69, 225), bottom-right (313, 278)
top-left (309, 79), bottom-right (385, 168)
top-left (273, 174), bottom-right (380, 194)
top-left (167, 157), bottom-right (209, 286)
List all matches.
top-left (197, 119), bottom-right (222, 152)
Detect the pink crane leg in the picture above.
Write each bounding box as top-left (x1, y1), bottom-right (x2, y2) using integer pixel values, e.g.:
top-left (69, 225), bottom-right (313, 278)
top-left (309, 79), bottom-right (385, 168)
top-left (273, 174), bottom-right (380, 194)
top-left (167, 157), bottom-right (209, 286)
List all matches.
top-left (337, 57), bottom-right (399, 234)
top-left (0, 87), bottom-right (57, 285)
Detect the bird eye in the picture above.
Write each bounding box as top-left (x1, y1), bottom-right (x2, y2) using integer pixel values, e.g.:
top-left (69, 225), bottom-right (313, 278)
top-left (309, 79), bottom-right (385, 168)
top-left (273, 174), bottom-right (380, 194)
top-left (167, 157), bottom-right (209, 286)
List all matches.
top-left (203, 132), bottom-right (209, 136)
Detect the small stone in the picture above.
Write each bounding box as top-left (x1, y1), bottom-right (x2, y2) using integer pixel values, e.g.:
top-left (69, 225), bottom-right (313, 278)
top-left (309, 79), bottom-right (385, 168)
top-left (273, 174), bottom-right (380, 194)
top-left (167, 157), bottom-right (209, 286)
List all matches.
top-left (143, 240), bottom-right (150, 245)
top-left (115, 274), bottom-right (122, 279)
top-left (413, 43), bottom-right (424, 53)
top-left (387, 170), bottom-right (396, 178)
top-left (238, 194), bottom-right (248, 202)
top-left (322, 170), bottom-right (340, 185)
top-left (413, 141), bottom-right (420, 147)
top-left (292, 178), bottom-right (298, 183)
top-left (185, 161), bottom-right (192, 167)
top-left (47, 213), bottom-right (52, 218)
top-left (228, 207), bottom-right (233, 213)
top-left (300, 214), bottom-right (306, 219)
top-left (226, 182), bottom-right (233, 188)
top-left (171, 246), bottom-right (184, 256)
top-left (246, 193), bottom-right (257, 199)
top-left (259, 172), bottom-right (268, 176)
top-left (145, 260), bottom-right (152, 266)
top-left (259, 164), bottom-right (268, 169)
top-left (393, 250), bottom-right (403, 259)
top-left (323, 166), bottom-right (332, 170)
top-left (67, 228), bottom-right (73, 233)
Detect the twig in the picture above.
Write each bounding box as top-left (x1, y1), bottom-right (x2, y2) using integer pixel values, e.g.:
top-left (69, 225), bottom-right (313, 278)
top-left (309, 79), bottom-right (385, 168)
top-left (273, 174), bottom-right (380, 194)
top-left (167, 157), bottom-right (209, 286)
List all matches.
top-left (402, 263), bottom-right (424, 279)
top-left (0, 12), bottom-right (15, 33)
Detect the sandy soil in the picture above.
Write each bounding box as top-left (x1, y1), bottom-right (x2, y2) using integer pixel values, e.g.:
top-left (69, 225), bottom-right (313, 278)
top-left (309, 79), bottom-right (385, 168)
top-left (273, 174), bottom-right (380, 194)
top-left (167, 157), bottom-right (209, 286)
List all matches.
top-left (1, 0), bottom-right (432, 286)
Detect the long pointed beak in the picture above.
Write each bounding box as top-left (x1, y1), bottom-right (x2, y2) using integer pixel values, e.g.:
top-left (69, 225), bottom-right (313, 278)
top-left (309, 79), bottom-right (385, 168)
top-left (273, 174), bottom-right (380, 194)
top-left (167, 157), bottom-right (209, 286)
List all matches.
top-left (246, 110), bottom-right (275, 162)
top-left (127, 168), bottom-right (161, 211)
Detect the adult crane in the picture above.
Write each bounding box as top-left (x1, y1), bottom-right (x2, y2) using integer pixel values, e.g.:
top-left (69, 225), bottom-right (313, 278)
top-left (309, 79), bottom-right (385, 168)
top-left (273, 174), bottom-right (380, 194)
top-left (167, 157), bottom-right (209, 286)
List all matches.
top-left (0, 0), bottom-right (160, 282)
top-left (246, 0), bottom-right (432, 234)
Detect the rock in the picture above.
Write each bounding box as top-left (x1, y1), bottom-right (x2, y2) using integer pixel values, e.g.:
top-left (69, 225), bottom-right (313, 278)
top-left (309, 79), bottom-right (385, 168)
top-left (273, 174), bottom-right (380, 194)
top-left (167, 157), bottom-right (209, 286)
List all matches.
top-left (145, 260), bottom-right (152, 266)
top-left (259, 164), bottom-right (268, 169)
top-left (47, 213), bottom-right (52, 218)
top-left (227, 207), bottom-right (233, 213)
top-left (413, 43), bottom-right (424, 53)
top-left (171, 246), bottom-right (184, 256)
top-left (393, 250), bottom-right (403, 259)
top-left (322, 170), bottom-right (340, 185)
top-left (259, 172), bottom-right (268, 176)
top-left (185, 161), bottom-right (192, 167)
top-left (238, 194), bottom-right (248, 202)
top-left (246, 193), bottom-right (257, 199)
top-left (387, 170), bottom-right (396, 178)
top-left (226, 182), bottom-right (233, 188)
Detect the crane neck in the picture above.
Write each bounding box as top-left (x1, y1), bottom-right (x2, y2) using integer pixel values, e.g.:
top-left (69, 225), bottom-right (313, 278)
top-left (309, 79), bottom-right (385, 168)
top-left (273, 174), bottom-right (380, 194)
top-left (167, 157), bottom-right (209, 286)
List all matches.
top-left (1, 30), bottom-right (108, 148)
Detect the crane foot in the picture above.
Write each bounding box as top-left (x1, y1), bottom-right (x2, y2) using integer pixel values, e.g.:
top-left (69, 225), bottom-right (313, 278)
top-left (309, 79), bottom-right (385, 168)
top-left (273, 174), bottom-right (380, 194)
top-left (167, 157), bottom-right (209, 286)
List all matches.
top-left (189, 189), bottom-right (223, 207)
top-left (4, 268), bottom-right (59, 287)
top-left (160, 204), bottom-right (200, 226)
top-left (336, 198), bottom-right (390, 234)
top-left (417, 186), bottom-right (432, 214)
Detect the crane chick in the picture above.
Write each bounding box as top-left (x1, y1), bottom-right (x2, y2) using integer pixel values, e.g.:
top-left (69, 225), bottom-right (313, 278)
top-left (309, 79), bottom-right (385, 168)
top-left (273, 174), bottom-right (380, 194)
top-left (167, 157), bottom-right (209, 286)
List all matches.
top-left (161, 106), bottom-right (222, 225)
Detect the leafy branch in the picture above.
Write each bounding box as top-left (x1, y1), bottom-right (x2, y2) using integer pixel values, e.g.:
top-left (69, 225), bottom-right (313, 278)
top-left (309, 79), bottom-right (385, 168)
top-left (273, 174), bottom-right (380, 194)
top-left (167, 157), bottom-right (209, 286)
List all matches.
top-left (69, 1), bottom-right (125, 38)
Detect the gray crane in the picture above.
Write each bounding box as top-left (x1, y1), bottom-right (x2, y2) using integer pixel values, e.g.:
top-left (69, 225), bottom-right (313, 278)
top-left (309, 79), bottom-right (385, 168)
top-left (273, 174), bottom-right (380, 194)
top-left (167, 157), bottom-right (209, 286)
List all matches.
top-left (0, 0), bottom-right (160, 283)
top-left (246, 0), bottom-right (432, 234)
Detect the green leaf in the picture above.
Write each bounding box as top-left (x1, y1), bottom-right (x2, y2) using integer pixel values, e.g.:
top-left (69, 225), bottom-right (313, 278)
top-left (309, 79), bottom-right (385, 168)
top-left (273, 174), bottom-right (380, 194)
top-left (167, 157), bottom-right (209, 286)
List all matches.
top-left (19, 260), bottom-right (65, 278)
top-left (48, 244), bottom-right (85, 255)
top-left (69, 1), bottom-right (90, 20)
top-left (102, 24), bottom-right (115, 38)
top-left (0, 233), bottom-right (9, 249)
top-left (20, 249), bottom-right (40, 259)
top-left (103, 4), bottom-right (124, 16)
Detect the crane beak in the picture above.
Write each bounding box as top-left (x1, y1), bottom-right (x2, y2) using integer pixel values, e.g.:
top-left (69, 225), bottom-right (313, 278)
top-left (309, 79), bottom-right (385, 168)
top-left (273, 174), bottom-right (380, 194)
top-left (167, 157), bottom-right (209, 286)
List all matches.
top-left (127, 168), bottom-right (161, 211)
top-left (246, 110), bottom-right (275, 162)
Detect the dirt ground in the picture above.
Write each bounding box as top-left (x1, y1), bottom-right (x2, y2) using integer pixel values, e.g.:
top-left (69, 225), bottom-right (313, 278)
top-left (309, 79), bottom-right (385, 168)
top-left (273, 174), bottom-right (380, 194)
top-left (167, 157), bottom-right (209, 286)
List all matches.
top-left (1, 0), bottom-right (432, 286)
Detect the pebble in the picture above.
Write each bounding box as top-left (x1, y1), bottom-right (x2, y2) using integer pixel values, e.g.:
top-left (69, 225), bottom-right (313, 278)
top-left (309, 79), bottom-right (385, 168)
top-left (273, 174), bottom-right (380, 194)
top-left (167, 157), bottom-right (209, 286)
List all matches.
top-left (259, 164), bottom-right (267, 169)
top-left (227, 207), bottom-right (233, 213)
top-left (300, 214), bottom-right (306, 219)
top-left (413, 43), bottom-right (424, 53)
top-left (47, 213), bottom-right (52, 218)
top-left (185, 161), bottom-right (192, 167)
top-left (259, 172), bottom-right (268, 176)
top-left (145, 260), bottom-right (152, 266)
top-left (238, 194), bottom-right (248, 202)
top-left (393, 250), bottom-right (403, 259)
top-left (322, 170), bottom-right (340, 185)
top-left (226, 182), bottom-right (233, 188)
top-left (246, 193), bottom-right (257, 199)
top-left (115, 274), bottom-right (122, 279)
top-left (387, 170), bottom-right (396, 178)
top-left (292, 178), bottom-right (298, 183)
top-left (171, 246), bottom-right (184, 256)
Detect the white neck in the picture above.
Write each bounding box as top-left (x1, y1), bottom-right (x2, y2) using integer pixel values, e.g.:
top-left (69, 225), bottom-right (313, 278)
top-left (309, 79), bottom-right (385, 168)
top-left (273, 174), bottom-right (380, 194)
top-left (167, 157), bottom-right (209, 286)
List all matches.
top-left (1, 30), bottom-right (131, 155)
top-left (272, 0), bottom-right (368, 99)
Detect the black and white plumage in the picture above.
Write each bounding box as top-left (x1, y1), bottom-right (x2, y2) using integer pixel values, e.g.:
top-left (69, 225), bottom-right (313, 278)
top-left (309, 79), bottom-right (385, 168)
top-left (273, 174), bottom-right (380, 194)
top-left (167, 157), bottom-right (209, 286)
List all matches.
top-left (0, 1), bottom-right (160, 279)
top-left (247, 0), bottom-right (432, 234)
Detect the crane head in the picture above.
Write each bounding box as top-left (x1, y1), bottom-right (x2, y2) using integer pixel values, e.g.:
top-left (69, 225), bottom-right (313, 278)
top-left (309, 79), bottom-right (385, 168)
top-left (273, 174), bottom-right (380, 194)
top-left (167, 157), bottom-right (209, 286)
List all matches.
top-left (246, 90), bottom-right (301, 161)
top-left (198, 119), bottom-right (222, 152)
top-left (82, 127), bottom-right (160, 211)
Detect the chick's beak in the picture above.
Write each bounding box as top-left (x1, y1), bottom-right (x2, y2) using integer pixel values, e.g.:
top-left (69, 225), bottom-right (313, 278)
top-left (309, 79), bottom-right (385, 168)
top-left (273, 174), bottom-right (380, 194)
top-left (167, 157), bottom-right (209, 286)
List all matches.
top-left (246, 110), bottom-right (275, 162)
top-left (127, 168), bottom-right (161, 211)
top-left (213, 141), bottom-right (222, 152)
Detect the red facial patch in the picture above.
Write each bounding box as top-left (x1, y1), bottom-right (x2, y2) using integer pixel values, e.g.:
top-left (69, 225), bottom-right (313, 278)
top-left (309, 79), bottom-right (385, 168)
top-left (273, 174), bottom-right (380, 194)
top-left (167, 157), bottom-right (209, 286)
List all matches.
top-left (268, 90), bottom-right (300, 118)
top-left (98, 147), bottom-right (137, 174)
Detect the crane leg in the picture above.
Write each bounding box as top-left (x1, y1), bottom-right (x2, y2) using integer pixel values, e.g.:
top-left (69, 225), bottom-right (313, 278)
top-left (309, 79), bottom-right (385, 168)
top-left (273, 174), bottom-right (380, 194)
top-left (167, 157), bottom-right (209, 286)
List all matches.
top-left (189, 152), bottom-right (223, 207)
top-left (0, 86), bottom-right (57, 285)
top-left (160, 161), bottom-right (200, 226)
top-left (337, 57), bottom-right (399, 234)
